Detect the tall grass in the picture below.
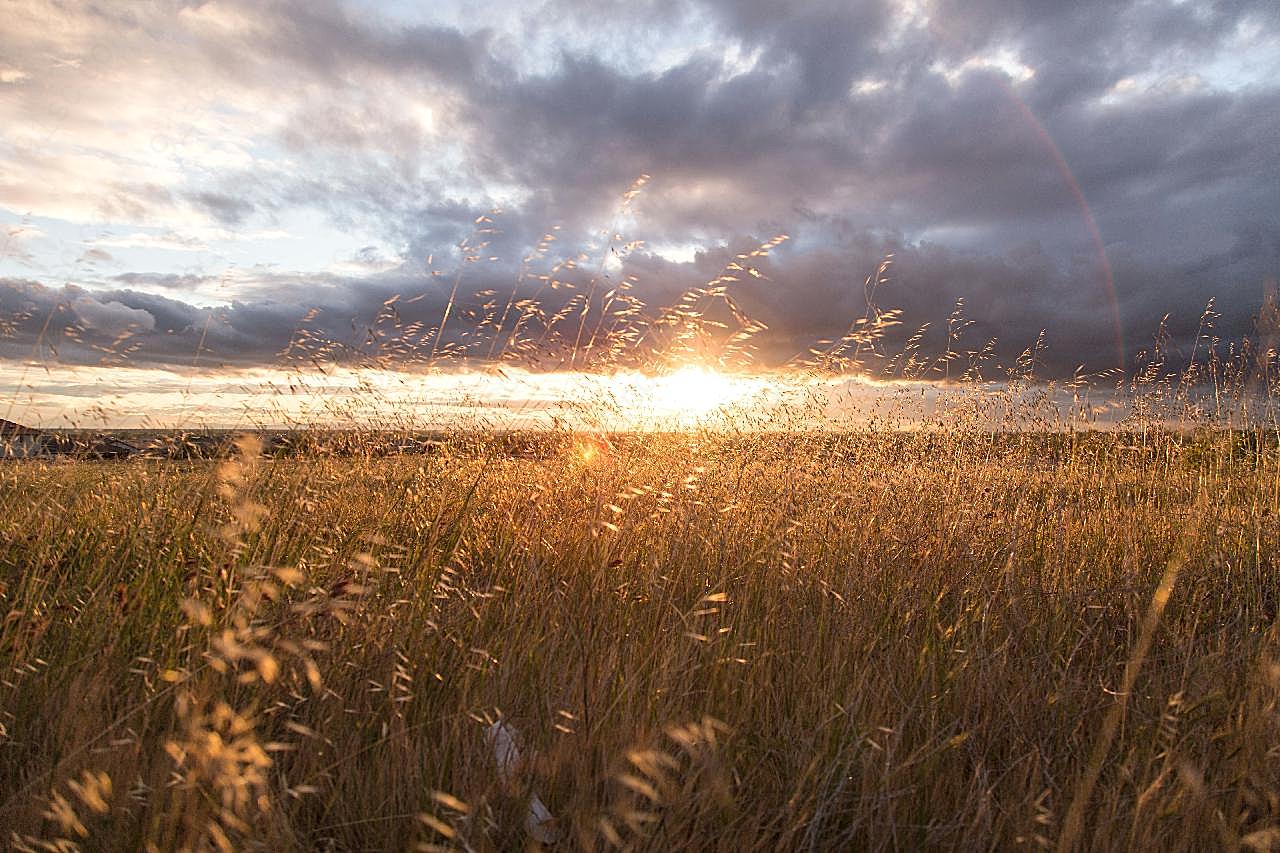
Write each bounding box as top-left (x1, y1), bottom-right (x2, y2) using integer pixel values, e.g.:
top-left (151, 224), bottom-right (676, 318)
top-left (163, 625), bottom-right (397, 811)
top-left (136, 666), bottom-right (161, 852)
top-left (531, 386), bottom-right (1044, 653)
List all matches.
top-left (1, 426), bottom-right (1277, 850)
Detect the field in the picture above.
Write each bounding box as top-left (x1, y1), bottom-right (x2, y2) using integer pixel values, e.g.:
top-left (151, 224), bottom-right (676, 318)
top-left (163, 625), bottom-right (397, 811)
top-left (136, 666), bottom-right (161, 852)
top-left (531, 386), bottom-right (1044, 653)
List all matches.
top-left (1, 429), bottom-right (1278, 850)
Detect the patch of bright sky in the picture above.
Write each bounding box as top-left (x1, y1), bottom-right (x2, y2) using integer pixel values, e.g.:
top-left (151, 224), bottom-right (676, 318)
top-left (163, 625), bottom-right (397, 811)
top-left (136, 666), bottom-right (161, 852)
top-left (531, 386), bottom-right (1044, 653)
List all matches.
top-left (1201, 15), bottom-right (1280, 90)
top-left (0, 206), bottom-right (399, 296)
top-left (850, 78), bottom-right (891, 96)
top-left (0, 361), bottom-right (800, 430)
top-left (648, 240), bottom-right (709, 264)
top-left (1099, 10), bottom-right (1279, 106)
top-left (0, 359), bottom-right (1142, 431)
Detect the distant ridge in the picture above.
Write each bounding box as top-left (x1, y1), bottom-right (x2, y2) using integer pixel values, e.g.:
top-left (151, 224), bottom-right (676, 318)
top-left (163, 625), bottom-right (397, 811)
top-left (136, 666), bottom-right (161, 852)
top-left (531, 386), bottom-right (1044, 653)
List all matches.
top-left (0, 419), bottom-right (40, 435)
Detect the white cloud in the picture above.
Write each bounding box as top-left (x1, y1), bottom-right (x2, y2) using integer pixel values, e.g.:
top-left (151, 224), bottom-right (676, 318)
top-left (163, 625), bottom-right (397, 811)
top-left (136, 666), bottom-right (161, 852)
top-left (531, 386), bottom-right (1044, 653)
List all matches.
top-left (933, 49), bottom-right (1037, 86)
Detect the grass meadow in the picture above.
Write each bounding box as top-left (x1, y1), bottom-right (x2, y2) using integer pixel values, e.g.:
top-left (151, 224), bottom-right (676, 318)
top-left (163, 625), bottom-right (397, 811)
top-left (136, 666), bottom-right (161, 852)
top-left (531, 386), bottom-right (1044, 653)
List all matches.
top-left (3, 1), bottom-right (1280, 842)
top-left (1, 426), bottom-right (1278, 850)
top-left (3, 213), bottom-right (1279, 850)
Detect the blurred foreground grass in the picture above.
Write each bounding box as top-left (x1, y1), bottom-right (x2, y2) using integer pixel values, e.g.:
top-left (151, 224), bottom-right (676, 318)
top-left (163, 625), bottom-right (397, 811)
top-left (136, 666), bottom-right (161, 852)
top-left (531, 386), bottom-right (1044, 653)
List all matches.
top-left (0, 430), bottom-right (1277, 850)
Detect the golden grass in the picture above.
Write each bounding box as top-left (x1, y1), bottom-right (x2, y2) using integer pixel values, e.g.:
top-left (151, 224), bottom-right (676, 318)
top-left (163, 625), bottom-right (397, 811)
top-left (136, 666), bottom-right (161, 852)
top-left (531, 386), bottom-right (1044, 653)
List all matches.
top-left (0, 428), bottom-right (1277, 850)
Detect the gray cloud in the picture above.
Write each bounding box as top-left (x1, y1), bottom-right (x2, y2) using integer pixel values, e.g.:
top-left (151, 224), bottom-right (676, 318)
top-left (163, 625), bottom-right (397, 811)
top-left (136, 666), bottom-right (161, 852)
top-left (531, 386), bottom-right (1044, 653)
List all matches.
top-left (0, 0), bottom-right (1276, 378)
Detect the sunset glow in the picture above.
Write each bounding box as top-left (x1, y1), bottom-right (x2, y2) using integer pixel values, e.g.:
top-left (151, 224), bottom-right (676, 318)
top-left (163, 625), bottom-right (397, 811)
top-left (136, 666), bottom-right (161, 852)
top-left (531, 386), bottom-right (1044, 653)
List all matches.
top-left (647, 366), bottom-right (756, 418)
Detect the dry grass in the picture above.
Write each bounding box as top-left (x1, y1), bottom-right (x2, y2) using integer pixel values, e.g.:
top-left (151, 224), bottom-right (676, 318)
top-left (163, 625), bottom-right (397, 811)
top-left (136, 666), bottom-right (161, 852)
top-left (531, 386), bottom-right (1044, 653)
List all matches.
top-left (0, 427), bottom-right (1277, 850)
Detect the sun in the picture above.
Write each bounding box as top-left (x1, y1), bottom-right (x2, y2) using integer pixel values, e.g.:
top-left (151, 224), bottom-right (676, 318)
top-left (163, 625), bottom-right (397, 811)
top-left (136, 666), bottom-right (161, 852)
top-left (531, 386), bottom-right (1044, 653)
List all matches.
top-left (562, 366), bottom-right (780, 429)
top-left (652, 366), bottom-right (751, 419)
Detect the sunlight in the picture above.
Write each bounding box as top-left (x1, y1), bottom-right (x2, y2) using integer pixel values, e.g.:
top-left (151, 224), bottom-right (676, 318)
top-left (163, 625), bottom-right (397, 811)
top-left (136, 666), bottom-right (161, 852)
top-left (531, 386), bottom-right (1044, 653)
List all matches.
top-left (650, 366), bottom-right (752, 418)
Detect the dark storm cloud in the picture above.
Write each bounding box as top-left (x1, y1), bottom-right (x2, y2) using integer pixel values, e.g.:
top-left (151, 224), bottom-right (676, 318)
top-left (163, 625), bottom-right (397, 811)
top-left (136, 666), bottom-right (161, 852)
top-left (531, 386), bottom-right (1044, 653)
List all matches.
top-left (1, 260), bottom-right (588, 369)
top-left (353, 0), bottom-right (1277, 264)
top-left (700, 0), bottom-right (897, 108)
top-left (1, 0), bottom-right (1277, 377)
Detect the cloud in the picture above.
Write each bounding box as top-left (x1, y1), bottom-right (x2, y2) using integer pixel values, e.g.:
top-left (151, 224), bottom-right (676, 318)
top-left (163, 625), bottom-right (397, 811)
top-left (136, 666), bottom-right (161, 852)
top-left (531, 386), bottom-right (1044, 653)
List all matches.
top-left (0, 0), bottom-right (1276, 378)
top-left (70, 296), bottom-right (156, 335)
top-left (77, 247), bottom-right (114, 264)
top-left (3, 217), bottom-right (1272, 383)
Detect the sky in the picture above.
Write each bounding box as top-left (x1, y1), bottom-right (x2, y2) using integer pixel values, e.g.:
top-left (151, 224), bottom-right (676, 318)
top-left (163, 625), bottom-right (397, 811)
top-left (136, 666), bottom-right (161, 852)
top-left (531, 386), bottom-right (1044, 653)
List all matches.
top-left (1, 0), bottom-right (1278, 424)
